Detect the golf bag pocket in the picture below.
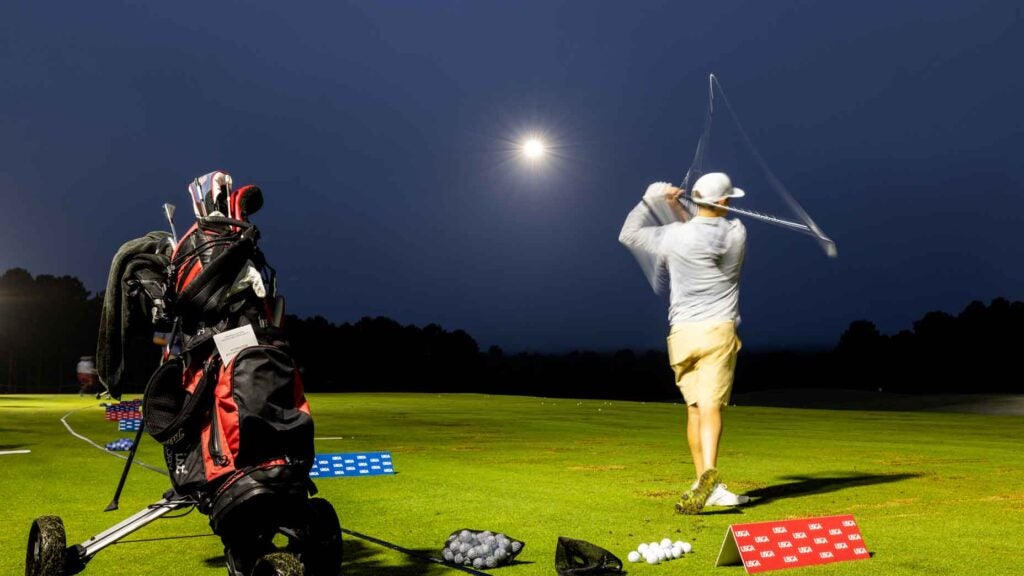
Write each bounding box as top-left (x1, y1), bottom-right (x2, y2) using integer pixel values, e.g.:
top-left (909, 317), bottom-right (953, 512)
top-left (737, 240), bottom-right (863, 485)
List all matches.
top-left (143, 357), bottom-right (213, 449)
top-left (164, 439), bottom-right (208, 495)
top-left (204, 345), bottom-right (313, 480)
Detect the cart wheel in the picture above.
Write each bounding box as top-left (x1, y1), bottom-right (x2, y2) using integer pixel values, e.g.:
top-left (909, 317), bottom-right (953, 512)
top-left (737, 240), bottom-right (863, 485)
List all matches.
top-left (26, 516), bottom-right (67, 576)
top-left (301, 498), bottom-right (342, 576)
top-left (251, 552), bottom-right (304, 576)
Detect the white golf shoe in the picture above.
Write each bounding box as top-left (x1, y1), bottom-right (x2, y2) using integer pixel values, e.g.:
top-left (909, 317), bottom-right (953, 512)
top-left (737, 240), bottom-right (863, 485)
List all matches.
top-left (705, 483), bottom-right (750, 506)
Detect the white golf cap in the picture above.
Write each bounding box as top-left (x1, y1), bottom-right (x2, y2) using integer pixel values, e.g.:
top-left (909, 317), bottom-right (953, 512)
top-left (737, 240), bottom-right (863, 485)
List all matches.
top-left (692, 172), bottom-right (745, 204)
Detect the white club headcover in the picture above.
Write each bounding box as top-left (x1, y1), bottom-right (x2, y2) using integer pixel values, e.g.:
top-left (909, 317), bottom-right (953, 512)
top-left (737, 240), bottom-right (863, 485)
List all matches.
top-left (226, 262), bottom-right (267, 300)
top-left (187, 171), bottom-right (234, 217)
top-left (210, 171), bottom-right (233, 209)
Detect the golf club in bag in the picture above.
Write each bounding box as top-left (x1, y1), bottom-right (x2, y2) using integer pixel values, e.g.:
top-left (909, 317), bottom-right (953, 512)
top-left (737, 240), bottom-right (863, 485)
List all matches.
top-left (26, 171), bottom-right (342, 576)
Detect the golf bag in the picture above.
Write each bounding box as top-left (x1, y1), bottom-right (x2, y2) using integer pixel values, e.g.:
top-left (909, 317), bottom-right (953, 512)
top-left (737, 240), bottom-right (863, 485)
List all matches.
top-left (92, 172), bottom-right (341, 576)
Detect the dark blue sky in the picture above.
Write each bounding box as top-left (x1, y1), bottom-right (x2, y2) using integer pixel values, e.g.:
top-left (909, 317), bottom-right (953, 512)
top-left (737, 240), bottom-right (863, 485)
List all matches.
top-left (2, 1), bottom-right (1022, 353)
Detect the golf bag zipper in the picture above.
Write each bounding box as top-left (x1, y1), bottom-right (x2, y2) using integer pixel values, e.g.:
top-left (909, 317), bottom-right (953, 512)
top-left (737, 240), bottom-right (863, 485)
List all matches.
top-left (208, 405), bottom-right (228, 467)
top-left (205, 357), bottom-right (229, 467)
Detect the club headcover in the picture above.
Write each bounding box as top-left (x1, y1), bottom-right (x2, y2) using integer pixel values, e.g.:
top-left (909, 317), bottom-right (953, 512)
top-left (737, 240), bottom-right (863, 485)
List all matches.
top-left (230, 185), bottom-right (263, 221)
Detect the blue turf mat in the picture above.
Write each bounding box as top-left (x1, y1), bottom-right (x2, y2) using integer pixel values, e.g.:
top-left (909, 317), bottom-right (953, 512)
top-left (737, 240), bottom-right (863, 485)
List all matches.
top-left (309, 452), bottom-right (395, 478)
top-left (118, 418), bottom-right (142, 431)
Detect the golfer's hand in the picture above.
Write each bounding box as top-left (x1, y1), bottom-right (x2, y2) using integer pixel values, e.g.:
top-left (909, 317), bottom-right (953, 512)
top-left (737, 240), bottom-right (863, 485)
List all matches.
top-left (665, 186), bottom-right (691, 223)
top-left (664, 186), bottom-right (685, 203)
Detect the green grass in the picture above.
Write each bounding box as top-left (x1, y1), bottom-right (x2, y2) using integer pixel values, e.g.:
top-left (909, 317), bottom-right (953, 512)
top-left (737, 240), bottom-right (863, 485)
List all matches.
top-left (2, 393), bottom-right (1022, 575)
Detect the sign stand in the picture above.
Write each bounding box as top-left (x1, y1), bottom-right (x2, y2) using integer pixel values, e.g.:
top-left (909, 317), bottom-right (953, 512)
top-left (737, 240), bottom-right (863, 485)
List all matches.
top-left (716, 514), bottom-right (869, 573)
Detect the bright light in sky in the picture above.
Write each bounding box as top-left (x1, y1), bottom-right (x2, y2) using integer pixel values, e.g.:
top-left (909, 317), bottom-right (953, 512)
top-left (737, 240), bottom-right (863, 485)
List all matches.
top-left (522, 138), bottom-right (546, 160)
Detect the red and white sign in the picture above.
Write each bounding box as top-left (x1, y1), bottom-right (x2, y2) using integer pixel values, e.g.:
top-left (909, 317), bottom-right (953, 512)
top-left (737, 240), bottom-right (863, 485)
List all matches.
top-left (716, 514), bottom-right (869, 573)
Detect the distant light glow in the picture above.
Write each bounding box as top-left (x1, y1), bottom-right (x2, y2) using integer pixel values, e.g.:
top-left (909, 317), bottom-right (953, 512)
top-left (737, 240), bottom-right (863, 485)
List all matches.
top-left (522, 138), bottom-right (546, 160)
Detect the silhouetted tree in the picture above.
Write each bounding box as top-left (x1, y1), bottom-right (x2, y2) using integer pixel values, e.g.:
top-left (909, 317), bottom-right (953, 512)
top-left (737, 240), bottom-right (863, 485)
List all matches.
top-left (284, 315), bottom-right (484, 393)
top-left (0, 268), bottom-right (102, 392)
top-left (834, 320), bottom-right (886, 390)
top-left (832, 299), bottom-right (1024, 394)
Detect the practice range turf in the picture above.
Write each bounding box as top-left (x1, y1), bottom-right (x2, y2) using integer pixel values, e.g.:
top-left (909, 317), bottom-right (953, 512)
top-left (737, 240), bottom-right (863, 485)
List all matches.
top-left (2, 393), bottom-right (1022, 575)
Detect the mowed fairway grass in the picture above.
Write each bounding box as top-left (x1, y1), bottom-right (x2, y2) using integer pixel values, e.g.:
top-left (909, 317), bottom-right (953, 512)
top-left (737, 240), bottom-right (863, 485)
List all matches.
top-left (2, 393), bottom-right (1022, 575)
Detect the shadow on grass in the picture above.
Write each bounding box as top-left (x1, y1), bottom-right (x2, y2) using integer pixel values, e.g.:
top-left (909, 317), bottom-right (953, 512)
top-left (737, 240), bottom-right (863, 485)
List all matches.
top-left (202, 535), bottom-right (534, 575)
top-left (0, 443), bottom-right (33, 450)
top-left (745, 472), bottom-right (921, 507)
top-left (0, 395), bottom-right (51, 402)
top-left (693, 507), bottom-right (746, 516)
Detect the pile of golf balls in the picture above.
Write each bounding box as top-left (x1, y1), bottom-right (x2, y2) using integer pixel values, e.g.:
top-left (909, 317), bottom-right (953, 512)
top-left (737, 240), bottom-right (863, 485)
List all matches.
top-left (441, 529), bottom-right (524, 569)
top-left (105, 438), bottom-right (135, 451)
top-left (626, 538), bottom-right (693, 565)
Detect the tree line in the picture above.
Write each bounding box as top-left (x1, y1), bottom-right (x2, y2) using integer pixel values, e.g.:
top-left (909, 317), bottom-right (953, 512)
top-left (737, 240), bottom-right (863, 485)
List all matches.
top-left (1, 267), bottom-right (1021, 397)
top-left (831, 298), bottom-right (1024, 393)
top-left (0, 268), bottom-right (102, 393)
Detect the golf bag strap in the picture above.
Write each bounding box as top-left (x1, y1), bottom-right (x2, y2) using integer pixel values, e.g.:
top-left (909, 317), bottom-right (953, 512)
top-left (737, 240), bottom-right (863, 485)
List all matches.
top-left (176, 231), bottom-right (257, 319)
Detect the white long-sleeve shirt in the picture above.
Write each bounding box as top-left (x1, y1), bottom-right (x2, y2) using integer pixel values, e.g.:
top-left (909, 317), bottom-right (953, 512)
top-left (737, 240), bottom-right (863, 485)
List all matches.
top-left (619, 200), bottom-right (746, 326)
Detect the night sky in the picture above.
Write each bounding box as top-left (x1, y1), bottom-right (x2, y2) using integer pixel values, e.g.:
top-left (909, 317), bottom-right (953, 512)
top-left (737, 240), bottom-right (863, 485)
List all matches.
top-left (2, 1), bottom-right (1022, 353)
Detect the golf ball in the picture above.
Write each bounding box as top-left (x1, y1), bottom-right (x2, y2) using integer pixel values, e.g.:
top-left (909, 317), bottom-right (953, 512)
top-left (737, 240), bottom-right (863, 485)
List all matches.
top-left (637, 543), bottom-right (649, 554)
top-left (646, 554), bottom-right (659, 565)
top-left (627, 551), bottom-right (641, 563)
top-left (681, 542), bottom-right (693, 554)
top-left (660, 538), bottom-right (673, 548)
top-left (671, 546), bottom-right (683, 559)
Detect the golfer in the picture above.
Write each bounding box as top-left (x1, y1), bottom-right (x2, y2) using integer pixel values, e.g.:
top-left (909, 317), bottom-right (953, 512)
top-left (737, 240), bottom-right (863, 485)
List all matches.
top-left (618, 172), bottom-right (749, 514)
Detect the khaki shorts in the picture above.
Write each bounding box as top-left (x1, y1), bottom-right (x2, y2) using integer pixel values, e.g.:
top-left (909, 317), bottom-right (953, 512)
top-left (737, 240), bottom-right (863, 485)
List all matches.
top-left (667, 321), bottom-right (741, 407)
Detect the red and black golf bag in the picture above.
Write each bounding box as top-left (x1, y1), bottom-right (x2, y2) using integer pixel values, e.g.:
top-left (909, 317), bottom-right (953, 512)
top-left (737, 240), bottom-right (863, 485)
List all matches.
top-left (95, 171), bottom-right (341, 576)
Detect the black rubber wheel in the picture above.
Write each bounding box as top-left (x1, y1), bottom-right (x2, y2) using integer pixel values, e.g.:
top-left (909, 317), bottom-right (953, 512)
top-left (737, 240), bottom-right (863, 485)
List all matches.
top-left (301, 498), bottom-right (342, 576)
top-left (25, 516), bottom-right (67, 576)
top-left (251, 552), bottom-right (304, 576)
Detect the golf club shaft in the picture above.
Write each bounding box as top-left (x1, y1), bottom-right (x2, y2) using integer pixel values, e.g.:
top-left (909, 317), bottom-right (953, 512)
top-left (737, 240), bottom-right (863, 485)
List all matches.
top-left (339, 528), bottom-right (490, 576)
top-left (163, 203), bottom-right (178, 245)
